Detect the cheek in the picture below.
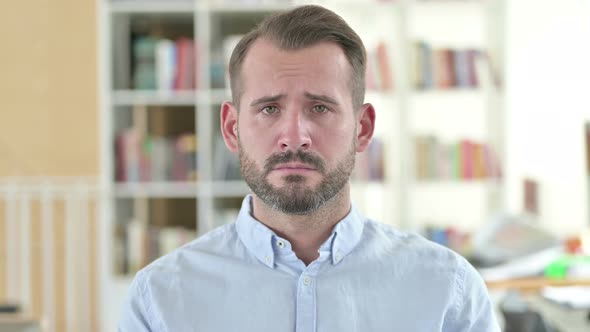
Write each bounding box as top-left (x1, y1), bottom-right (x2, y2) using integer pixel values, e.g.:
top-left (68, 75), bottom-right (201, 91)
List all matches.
top-left (238, 127), bottom-right (273, 159)
top-left (314, 123), bottom-right (355, 147)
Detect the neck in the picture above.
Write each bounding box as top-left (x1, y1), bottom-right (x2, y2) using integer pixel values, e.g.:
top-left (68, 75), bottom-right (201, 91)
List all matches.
top-left (251, 184), bottom-right (351, 265)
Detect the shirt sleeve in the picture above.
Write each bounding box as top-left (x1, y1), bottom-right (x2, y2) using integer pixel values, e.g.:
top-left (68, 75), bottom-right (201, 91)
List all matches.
top-left (118, 272), bottom-right (155, 332)
top-left (445, 258), bottom-right (501, 332)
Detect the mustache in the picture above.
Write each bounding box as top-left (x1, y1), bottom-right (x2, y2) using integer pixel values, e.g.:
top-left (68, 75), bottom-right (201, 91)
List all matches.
top-left (263, 150), bottom-right (326, 175)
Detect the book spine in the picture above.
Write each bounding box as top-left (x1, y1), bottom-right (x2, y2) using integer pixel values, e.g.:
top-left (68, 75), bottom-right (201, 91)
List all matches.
top-left (461, 139), bottom-right (474, 180)
top-left (156, 39), bottom-right (176, 91)
top-left (376, 42), bottom-right (394, 91)
top-left (419, 42), bottom-right (434, 89)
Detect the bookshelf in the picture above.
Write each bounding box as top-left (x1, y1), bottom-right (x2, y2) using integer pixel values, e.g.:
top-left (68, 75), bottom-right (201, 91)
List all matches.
top-left (402, 0), bottom-right (505, 233)
top-left (98, 0), bottom-right (505, 330)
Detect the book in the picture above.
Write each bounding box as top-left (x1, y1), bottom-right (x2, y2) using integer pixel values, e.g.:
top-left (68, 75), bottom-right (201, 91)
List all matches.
top-left (133, 36), bottom-right (158, 89)
top-left (115, 129), bottom-right (198, 183)
top-left (124, 128), bottom-right (141, 182)
top-left (444, 49), bottom-right (456, 87)
top-left (368, 138), bottom-right (385, 180)
top-left (410, 41), bottom-right (492, 90)
top-left (413, 136), bottom-right (501, 181)
top-left (408, 41), bottom-right (422, 89)
top-left (433, 49), bottom-right (453, 89)
top-left (418, 41), bottom-right (434, 89)
top-left (354, 137), bottom-right (385, 181)
top-left (467, 49), bottom-right (479, 87)
top-left (426, 136), bottom-right (438, 179)
top-left (150, 137), bottom-right (170, 182)
top-left (155, 39), bottom-right (177, 91)
top-left (460, 139), bottom-right (474, 180)
top-left (173, 38), bottom-right (197, 90)
top-left (453, 49), bottom-right (471, 88)
top-left (473, 143), bottom-right (486, 179)
top-left (171, 133), bottom-right (197, 181)
top-left (376, 42), bottom-right (394, 91)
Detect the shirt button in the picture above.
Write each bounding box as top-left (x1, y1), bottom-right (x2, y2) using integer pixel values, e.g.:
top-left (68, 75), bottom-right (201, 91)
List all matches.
top-left (303, 275), bottom-right (312, 286)
top-left (276, 239), bottom-right (285, 248)
top-left (265, 256), bottom-right (272, 264)
top-left (335, 252), bottom-right (343, 262)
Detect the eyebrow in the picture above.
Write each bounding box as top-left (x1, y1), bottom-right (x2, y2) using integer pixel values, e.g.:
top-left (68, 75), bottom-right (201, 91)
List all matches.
top-left (304, 92), bottom-right (339, 106)
top-left (250, 94), bottom-right (285, 107)
top-left (248, 92), bottom-right (340, 107)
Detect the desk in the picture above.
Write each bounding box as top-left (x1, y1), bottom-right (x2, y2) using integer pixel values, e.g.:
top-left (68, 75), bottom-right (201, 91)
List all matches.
top-left (486, 278), bottom-right (590, 332)
top-left (487, 277), bottom-right (590, 292)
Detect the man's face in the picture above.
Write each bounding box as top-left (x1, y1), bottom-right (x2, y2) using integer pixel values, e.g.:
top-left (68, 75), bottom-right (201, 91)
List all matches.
top-left (231, 39), bottom-right (362, 214)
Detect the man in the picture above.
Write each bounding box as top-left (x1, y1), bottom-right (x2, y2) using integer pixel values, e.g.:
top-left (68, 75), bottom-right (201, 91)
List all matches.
top-left (119, 5), bottom-right (500, 332)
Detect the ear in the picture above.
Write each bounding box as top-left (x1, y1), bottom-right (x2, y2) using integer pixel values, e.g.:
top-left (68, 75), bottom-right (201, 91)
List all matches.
top-left (220, 101), bottom-right (239, 152)
top-left (355, 103), bottom-right (376, 153)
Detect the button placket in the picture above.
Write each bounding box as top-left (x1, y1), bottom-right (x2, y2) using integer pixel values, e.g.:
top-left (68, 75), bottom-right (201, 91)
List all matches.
top-left (295, 256), bottom-right (327, 332)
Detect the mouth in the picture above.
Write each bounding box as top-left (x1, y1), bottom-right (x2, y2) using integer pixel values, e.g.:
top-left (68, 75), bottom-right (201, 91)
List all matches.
top-left (272, 163), bottom-right (317, 173)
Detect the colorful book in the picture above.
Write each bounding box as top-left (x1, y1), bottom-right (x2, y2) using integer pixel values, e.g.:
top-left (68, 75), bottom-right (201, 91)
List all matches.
top-left (133, 36), bottom-right (158, 89)
top-left (174, 38), bottom-right (196, 90)
top-left (418, 41), bottom-right (434, 89)
top-left (155, 39), bottom-right (177, 91)
top-left (376, 42), bottom-right (394, 91)
top-left (460, 139), bottom-right (474, 180)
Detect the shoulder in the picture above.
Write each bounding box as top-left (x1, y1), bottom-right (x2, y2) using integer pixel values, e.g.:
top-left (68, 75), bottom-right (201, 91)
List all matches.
top-left (361, 221), bottom-right (497, 330)
top-left (361, 221), bottom-right (498, 330)
top-left (363, 220), bottom-right (465, 264)
top-left (360, 220), bottom-right (479, 284)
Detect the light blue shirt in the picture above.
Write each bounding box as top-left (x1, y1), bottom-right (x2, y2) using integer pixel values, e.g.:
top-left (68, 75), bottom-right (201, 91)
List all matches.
top-left (119, 195), bottom-right (500, 332)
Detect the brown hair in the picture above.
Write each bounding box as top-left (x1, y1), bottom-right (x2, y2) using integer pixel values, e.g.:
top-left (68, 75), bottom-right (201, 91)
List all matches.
top-left (228, 5), bottom-right (367, 109)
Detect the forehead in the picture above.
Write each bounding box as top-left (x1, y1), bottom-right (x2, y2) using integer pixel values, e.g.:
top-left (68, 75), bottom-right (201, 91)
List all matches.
top-left (239, 38), bottom-right (352, 99)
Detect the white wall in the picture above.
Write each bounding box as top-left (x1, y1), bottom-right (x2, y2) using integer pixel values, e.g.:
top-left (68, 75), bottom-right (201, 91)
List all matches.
top-left (505, 0), bottom-right (590, 235)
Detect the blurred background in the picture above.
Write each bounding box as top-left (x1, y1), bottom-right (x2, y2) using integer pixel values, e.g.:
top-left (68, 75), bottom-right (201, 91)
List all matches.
top-left (1, 0), bottom-right (590, 331)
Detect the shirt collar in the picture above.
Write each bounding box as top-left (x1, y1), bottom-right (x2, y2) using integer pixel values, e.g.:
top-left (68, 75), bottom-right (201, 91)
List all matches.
top-left (235, 195), bottom-right (365, 268)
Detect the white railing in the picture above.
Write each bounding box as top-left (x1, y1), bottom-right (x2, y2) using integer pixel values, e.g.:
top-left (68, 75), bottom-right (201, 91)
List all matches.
top-left (0, 177), bottom-right (103, 332)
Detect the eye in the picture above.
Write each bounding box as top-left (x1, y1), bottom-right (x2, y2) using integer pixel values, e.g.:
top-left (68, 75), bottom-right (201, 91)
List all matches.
top-left (312, 105), bottom-right (329, 113)
top-left (261, 106), bottom-right (279, 115)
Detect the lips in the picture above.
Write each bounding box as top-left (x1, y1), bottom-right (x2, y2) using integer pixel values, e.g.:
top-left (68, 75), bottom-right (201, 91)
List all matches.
top-left (273, 163), bottom-right (316, 171)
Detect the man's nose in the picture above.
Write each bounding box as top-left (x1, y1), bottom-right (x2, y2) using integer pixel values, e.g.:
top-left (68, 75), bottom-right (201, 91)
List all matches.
top-left (278, 111), bottom-right (311, 151)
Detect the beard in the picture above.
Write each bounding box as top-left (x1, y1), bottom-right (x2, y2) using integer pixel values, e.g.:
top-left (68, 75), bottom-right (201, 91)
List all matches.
top-left (238, 138), bottom-right (356, 215)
